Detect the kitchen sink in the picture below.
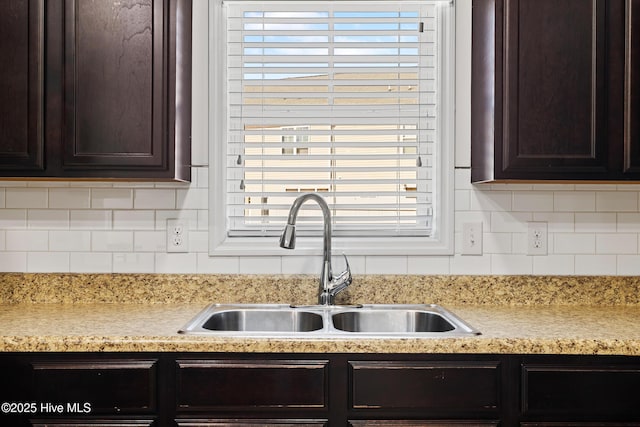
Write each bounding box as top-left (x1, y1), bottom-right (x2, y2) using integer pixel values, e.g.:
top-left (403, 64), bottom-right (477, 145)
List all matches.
top-left (179, 304), bottom-right (480, 337)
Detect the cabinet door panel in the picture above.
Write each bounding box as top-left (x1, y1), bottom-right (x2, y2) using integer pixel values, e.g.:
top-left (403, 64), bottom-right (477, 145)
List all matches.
top-left (31, 360), bottom-right (158, 415)
top-left (503, 0), bottom-right (609, 176)
top-left (521, 364), bottom-right (640, 417)
top-left (349, 361), bottom-right (500, 414)
top-left (350, 422), bottom-right (498, 427)
top-left (62, 0), bottom-right (165, 171)
top-left (175, 420), bottom-right (327, 427)
top-left (0, 0), bottom-right (44, 170)
top-left (521, 423), bottom-right (640, 426)
top-left (625, 0), bottom-right (640, 174)
top-left (30, 421), bottom-right (155, 427)
top-left (176, 360), bottom-right (329, 412)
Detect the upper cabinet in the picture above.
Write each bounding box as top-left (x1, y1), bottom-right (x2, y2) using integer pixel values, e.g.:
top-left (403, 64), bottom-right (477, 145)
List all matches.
top-left (471, 0), bottom-right (635, 182)
top-left (0, 0), bottom-right (45, 171)
top-left (626, 0), bottom-right (640, 174)
top-left (0, 0), bottom-right (191, 181)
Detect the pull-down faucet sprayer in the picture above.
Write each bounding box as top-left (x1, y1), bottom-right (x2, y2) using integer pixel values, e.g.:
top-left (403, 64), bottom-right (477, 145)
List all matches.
top-left (279, 193), bottom-right (352, 305)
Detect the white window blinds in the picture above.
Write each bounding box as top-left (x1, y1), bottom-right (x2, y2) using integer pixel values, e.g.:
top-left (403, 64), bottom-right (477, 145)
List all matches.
top-left (225, 0), bottom-right (447, 237)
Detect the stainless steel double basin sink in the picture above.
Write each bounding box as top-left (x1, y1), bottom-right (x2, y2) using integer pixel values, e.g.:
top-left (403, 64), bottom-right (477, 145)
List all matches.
top-left (179, 304), bottom-right (480, 338)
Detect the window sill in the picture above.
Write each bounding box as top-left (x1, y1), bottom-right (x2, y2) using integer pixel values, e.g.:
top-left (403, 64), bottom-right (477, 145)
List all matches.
top-left (209, 234), bottom-right (454, 256)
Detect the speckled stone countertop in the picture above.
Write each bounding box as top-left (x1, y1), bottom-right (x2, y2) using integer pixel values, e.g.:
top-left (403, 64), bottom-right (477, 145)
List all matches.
top-left (2, 273), bottom-right (640, 354)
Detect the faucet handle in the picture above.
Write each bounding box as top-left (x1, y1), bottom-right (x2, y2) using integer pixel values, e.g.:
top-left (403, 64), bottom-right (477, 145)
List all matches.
top-left (332, 254), bottom-right (352, 287)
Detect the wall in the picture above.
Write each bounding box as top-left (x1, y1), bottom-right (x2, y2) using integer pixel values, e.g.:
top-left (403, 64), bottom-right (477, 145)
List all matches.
top-left (1, 1), bottom-right (640, 275)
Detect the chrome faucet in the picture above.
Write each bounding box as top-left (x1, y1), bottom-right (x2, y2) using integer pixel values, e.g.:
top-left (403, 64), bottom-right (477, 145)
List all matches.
top-left (279, 193), bottom-right (352, 305)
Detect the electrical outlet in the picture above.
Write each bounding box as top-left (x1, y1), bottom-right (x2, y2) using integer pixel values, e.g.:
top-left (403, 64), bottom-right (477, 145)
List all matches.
top-left (461, 222), bottom-right (483, 255)
top-left (167, 219), bottom-right (189, 253)
top-left (527, 221), bottom-right (547, 256)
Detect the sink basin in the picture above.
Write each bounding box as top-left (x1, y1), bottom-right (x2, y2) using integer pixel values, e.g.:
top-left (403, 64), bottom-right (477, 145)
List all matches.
top-left (179, 304), bottom-right (326, 335)
top-left (331, 309), bottom-right (455, 333)
top-left (202, 309), bottom-right (323, 333)
top-left (330, 304), bottom-right (479, 336)
top-left (178, 303), bottom-right (480, 337)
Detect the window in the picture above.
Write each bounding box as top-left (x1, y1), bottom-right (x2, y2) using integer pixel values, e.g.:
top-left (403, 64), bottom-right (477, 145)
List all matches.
top-left (210, 0), bottom-right (455, 255)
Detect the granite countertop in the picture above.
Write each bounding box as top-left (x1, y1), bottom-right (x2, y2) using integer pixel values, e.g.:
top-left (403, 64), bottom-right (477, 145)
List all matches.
top-left (1, 273), bottom-right (640, 355)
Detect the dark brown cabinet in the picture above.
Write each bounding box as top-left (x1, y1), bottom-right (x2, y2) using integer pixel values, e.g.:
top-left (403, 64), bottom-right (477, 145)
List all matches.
top-left (175, 359), bottom-right (329, 413)
top-left (471, 0), bottom-right (633, 182)
top-left (0, 354), bottom-right (159, 426)
top-left (0, 0), bottom-right (191, 181)
top-left (3, 353), bottom-right (640, 426)
top-left (0, 0), bottom-right (45, 171)
top-left (520, 356), bottom-right (640, 425)
top-left (626, 0), bottom-right (640, 175)
top-left (348, 361), bottom-right (500, 416)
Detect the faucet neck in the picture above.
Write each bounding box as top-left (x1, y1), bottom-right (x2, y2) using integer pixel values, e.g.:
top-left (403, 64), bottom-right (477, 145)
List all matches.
top-left (285, 194), bottom-right (333, 302)
top-left (286, 193), bottom-right (333, 280)
top-left (282, 193), bottom-right (351, 306)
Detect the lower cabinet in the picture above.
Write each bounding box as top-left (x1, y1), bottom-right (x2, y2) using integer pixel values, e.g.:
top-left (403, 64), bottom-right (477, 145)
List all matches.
top-left (2, 353), bottom-right (640, 426)
top-left (519, 355), bottom-right (640, 426)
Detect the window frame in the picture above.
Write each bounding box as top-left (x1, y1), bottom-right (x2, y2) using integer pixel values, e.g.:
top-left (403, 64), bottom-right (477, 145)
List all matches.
top-left (209, 0), bottom-right (455, 256)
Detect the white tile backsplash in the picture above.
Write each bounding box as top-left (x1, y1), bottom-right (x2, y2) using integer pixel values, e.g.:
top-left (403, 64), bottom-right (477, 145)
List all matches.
top-left (596, 192), bottom-right (638, 212)
top-left (554, 233), bottom-right (596, 254)
top-left (113, 211), bottom-right (155, 230)
top-left (92, 231), bottom-right (134, 252)
top-left (134, 189), bottom-right (176, 209)
top-left (0, 209), bottom-right (26, 229)
top-left (0, 252), bottom-right (27, 272)
top-left (596, 233), bottom-right (638, 254)
top-left (70, 252), bottom-right (112, 273)
top-left (49, 188), bottom-right (90, 209)
top-left (575, 213), bottom-right (616, 232)
top-left (49, 231), bottom-right (91, 252)
top-left (617, 213), bottom-right (640, 232)
top-left (28, 210), bottom-right (70, 230)
top-left (70, 210), bottom-right (112, 230)
top-left (6, 230), bottom-right (48, 251)
top-left (27, 252), bottom-right (70, 273)
top-left (4, 169), bottom-right (640, 275)
top-left (575, 254), bottom-right (617, 275)
top-left (113, 253), bottom-right (155, 273)
top-left (554, 191), bottom-right (595, 212)
top-left (91, 189), bottom-right (134, 209)
top-left (6, 188), bottom-right (47, 208)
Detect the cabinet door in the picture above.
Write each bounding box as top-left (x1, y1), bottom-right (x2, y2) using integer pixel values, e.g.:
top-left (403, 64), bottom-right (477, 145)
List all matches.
top-left (175, 420), bottom-right (327, 427)
top-left (30, 421), bottom-right (155, 427)
top-left (0, 0), bottom-right (44, 171)
top-left (350, 422), bottom-right (498, 426)
top-left (62, 0), bottom-right (162, 173)
top-left (175, 359), bottom-right (329, 413)
top-left (503, 0), bottom-right (613, 179)
top-left (521, 423), bottom-right (640, 426)
top-left (349, 361), bottom-right (500, 416)
top-left (31, 359), bottom-right (158, 415)
top-left (625, 0), bottom-right (640, 175)
top-left (521, 363), bottom-right (640, 419)
top-left (472, 0), bottom-right (625, 181)
top-left (58, 0), bottom-right (191, 180)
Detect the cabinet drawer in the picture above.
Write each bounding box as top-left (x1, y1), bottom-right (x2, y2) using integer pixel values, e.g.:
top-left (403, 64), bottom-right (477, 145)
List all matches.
top-left (31, 359), bottom-right (157, 414)
top-left (522, 364), bottom-right (640, 417)
top-left (31, 421), bottom-right (155, 427)
top-left (176, 420), bottom-right (327, 427)
top-left (350, 422), bottom-right (499, 426)
top-left (349, 361), bottom-right (500, 413)
top-left (176, 360), bottom-right (329, 412)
